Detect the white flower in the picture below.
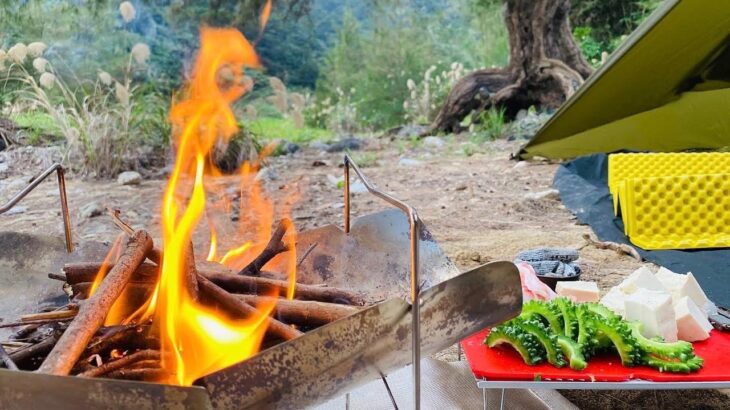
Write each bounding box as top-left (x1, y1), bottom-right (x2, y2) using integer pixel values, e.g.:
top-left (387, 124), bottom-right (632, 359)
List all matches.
top-left (115, 82), bottom-right (130, 106)
top-left (7, 43), bottom-right (28, 63)
top-left (32, 57), bottom-right (49, 73)
top-left (27, 42), bottom-right (47, 57)
top-left (119, 1), bottom-right (136, 23)
top-left (39, 72), bottom-right (56, 89)
top-left (130, 43), bottom-right (150, 64)
top-left (98, 71), bottom-right (113, 85)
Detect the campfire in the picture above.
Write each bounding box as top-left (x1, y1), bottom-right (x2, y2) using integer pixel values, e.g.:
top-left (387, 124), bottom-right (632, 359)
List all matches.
top-left (2, 27), bottom-right (365, 384)
top-left (0, 20), bottom-right (521, 410)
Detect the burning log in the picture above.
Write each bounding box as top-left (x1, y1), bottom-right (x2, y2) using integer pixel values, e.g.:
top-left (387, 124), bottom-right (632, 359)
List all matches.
top-left (237, 295), bottom-right (359, 326)
top-left (236, 218), bottom-right (291, 277)
top-left (61, 261), bottom-right (366, 306)
top-left (78, 349), bottom-right (160, 378)
top-left (38, 230), bottom-right (153, 376)
top-left (104, 367), bottom-right (168, 381)
top-left (197, 274), bottom-right (303, 341)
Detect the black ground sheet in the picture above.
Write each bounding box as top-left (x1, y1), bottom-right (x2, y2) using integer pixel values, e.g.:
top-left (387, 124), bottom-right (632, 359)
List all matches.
top-left (553, 154), bottom-right (729, 307)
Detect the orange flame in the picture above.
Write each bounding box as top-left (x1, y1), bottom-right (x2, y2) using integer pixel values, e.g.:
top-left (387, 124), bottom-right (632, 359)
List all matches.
top-left (121, 27), bottom-right (298, 386)
top-left (89, 234), bottom-right (125, 296)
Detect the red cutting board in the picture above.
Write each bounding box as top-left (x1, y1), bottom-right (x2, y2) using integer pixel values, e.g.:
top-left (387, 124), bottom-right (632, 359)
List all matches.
top-left (462, 329), bottom-right (730, 382)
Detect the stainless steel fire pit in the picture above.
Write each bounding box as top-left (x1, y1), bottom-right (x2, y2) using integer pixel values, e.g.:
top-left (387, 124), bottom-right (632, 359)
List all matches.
top-left (0, 156), bottom-right (522, 409)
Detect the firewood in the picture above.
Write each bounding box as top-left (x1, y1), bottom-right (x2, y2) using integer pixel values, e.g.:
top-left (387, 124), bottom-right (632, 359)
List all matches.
top-left (78, 349), bottom-right (160, 378)
top-left (183, 242), bottom-right (200, 301)
top-left (237, 295), bottom-right (359, 326)
top-left (9, 334), bottom-right (58, 369)
top-left (38, 230), bottom-right (153, 376)
top-left (0, 318), bottom-right (73, 328)
top-left (197, 274), bottom-right (303, 341)
top-left (206, 271), bottom-right (366, 306)
top-left (63, 261), bottom-right (366, 305)
top-left (0, 344), bottom-right (18, 370)
top-left (237, 218), bottom-right (292, 276)
top-left (72, 324), bottom-right (157, 374)
top-left (104, 367), bottom-right (168, 381)
top-left (21, 308), bottom-right (78, 322)
top-left (581, 233), bottom-right (642, 262)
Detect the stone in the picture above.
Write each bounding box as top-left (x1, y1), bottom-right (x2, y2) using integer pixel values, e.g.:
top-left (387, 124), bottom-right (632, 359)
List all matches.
top-left (524, 189), bottom-right (560, 201)
top-left (79, 201), bottom-right (104, 218)
top-left (309, 141), bottom-right (331, 151)
top-left (396, 124), bottom-right (429, 138)
top-left (278, 141), bottom-right (300, 155)
top-left (326, 137), bottom-right (364, 153)
top-left (422, 136), bottom-right (445, 149)
top-left (117, 171), bottom-right (142, 186)
top-left (398, 157), bottom-right (422, 167)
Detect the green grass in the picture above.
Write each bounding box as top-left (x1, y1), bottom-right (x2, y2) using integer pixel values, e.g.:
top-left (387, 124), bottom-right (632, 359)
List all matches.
top-left (11, 111), bottom-right (63, 145)
top-left (246, 117), bottom-right (332, 144)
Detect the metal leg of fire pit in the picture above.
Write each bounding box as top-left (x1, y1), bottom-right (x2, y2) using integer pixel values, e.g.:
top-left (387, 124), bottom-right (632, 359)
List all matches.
top-left (0, 163), bottom-right (73, 252)
top-left (344, 155), bottom-right (422, 410)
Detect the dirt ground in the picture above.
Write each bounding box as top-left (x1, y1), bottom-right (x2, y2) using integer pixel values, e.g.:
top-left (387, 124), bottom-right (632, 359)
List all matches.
top-left (1, 138), bottom-right (728, 408)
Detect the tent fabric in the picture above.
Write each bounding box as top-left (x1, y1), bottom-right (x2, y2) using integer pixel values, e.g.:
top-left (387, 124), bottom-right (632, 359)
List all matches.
top-left (553, 154), bottom-right (730, 307)
top-left (520, 0), bottom-right (730, 159)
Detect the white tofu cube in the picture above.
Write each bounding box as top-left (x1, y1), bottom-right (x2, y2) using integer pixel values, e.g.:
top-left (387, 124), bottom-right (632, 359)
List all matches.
top-left (674, 296), bottom-right (712, 342)
top-left (600, 286), bottom-right (626, 317)
top-left (556, 281), bottom-right (600, 303)
top-left (655, 267), bottom-right (714, 315)
top-left (624, 289), bottom-right (678, 342)
top-left (618, 266), bottom-right (667, 294)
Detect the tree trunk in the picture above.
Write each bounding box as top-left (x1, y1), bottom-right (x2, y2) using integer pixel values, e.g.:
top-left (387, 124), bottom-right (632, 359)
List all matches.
top-left (430, 0), bottom-right (593, 133)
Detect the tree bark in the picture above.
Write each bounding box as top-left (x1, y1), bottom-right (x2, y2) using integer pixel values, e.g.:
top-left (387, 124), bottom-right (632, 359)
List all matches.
top-left (430, 0), bottom-right (592, 133)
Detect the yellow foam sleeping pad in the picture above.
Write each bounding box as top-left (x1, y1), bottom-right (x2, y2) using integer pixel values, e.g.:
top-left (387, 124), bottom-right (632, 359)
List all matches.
top-left (608, 153), bottom-right (730, 250)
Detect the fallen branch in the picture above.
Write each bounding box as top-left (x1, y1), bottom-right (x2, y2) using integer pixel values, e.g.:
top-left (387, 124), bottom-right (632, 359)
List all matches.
top-left (78, 349), bottom-right (160, 378)
top-left (197, 274), bottom-right (303, 341)
top-left (237, 295), bottom-right (359, 326)
top-left (581, 233), bottom-right (642, 262)
top-left (107, 208), bottom-right (163, 265)
top-left (38, 230), bottom-right (153, 375)
top-left (237, 219), bottom-right (291, 277)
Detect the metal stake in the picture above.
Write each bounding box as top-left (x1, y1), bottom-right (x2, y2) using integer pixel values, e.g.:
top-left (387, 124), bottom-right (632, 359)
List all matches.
top-left (0, 163), bottom-right (73, 252)
top-left (343, 155), bottom-right (422, 409)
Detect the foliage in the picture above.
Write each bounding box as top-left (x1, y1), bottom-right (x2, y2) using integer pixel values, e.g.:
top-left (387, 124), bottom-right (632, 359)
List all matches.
top-left (247, 117), bottom-right (330, 143)
top-left (314, 0), bottom-right (508, 131)
top-left (571, 0), bottom-right (664, 65)
top-left (471, 107), bottom-right (509, 142)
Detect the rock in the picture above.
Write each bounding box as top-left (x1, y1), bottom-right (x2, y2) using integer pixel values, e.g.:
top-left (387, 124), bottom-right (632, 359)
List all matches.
top-left (396, 124), bottom-right (429, 139)
top-left (312, 160), bottom-right (329, 167)
top-left (79, 201), bottom-right (104, 218)
top-left (117, 171), bottom-right (142, 186)
top-left (255, 167), bottom-right (278, 182)
top-left (509, 109), bottom-right (553, 140)
top-left (278, 141), bottom-right (300, 155)
top-left (3, 205), bottom-right (27, 216)
top-left (326, 137), bottom-right (364, 153)
top-left (524, 189), bottom-right (560, 201)
top-left (455, 250), bottom-right (483, 265)
top-left (398, 157), bottom-right (422, 167)
top-left (309, 141), bottom-right (331, 152)
top-left (422, 136), bottom-right (445, 149)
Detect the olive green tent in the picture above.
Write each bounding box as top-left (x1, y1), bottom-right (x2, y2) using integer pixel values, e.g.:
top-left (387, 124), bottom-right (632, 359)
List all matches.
top-left (519, 0), bottom-right (730, 160)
